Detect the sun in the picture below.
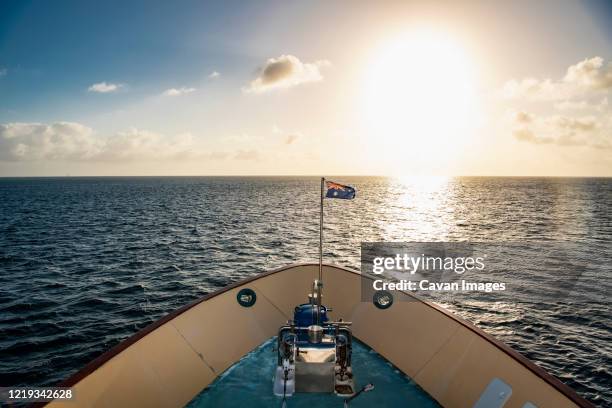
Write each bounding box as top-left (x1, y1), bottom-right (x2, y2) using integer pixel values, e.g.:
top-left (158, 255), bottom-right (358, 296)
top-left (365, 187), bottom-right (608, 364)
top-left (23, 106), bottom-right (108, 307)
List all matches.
top-left (362, 29), bottom-right (480, 174)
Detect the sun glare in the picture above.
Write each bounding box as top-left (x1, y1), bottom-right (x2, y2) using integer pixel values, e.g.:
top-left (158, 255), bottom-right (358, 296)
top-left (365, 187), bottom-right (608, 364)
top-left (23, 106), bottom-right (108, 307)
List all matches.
top-left (362, 29), bottom-right (480, 174)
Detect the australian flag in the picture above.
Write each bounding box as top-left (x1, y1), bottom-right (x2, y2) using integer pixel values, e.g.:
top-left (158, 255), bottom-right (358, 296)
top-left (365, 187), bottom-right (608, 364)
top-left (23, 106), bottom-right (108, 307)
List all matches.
top-left (325, 180), bottom-right (356, 199)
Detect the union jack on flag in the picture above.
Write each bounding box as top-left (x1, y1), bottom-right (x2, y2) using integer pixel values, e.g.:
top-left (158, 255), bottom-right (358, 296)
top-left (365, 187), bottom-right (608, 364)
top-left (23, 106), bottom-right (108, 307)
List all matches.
top-left (325, 181), bottom-right (356, 199)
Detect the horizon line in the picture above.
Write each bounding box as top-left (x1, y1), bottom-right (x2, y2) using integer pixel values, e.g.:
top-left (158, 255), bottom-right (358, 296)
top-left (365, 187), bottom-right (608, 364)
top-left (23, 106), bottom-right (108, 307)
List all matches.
top-left (0, 175), bottom-right (611, 179)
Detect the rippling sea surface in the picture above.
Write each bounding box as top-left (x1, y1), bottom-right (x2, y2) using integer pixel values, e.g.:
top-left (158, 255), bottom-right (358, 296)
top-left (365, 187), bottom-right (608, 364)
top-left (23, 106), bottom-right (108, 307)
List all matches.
top-left (0, 177), bottom-right (610, 406)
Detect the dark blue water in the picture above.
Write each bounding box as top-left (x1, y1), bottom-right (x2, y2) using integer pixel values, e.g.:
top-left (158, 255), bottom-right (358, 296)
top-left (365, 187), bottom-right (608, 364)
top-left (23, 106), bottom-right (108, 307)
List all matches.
top-left (0, 177), bottom-right (610, 406)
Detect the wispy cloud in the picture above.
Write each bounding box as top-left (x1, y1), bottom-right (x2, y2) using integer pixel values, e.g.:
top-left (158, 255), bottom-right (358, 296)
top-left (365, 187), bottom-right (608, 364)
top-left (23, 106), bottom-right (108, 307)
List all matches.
top-left (272, 125), bottom-right (301, 145)
top-left (244, 54), bottom-right (330, 93)
top-left (0, 68), bottom-right (7, 77)
top-left (88, 82), bottom-right (123, 93)
top-left (0, 122), bottom-right (243, 161)
top-left (234, 149), bottom-right (260, 160)
top-left (162, 87), bottom-right (196, 96)
top-left (208, 71), bottom-right (220, 79)
top-left (284, 134), bottom-right (299, 145)
top-left (502, 77), bottom-right (569, 101)
top-left (554, 97), bottom-right (608, 111)
top-left (503, 57), bottom-right (612, 150)
top-left (502, 56), bottom-right (612, 102)
top-left (510, 111), bottom-right (609, 148)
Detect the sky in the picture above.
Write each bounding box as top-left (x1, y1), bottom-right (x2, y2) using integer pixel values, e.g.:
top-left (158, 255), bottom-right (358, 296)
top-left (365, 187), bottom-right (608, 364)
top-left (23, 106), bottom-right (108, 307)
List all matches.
top-left (1, 0), bottom-right (611, 176)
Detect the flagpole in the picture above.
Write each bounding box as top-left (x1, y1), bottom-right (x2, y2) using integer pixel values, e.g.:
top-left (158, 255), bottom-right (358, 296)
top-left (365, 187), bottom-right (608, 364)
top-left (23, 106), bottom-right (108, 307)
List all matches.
top-left (319, 177), bottom-right (324, 283)
top-left (318, 177), bottom-right (324, 325)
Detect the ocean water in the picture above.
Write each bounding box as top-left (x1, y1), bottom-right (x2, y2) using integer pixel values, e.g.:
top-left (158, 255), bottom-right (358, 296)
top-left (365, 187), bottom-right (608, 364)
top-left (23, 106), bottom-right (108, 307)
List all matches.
top-left (0, 177), bottom-right (610, 406)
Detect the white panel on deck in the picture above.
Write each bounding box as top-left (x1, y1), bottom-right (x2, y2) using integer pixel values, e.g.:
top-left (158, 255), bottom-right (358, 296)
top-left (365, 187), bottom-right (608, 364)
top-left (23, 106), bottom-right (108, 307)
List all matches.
top-left (473, 378), bottom-right (512, 408)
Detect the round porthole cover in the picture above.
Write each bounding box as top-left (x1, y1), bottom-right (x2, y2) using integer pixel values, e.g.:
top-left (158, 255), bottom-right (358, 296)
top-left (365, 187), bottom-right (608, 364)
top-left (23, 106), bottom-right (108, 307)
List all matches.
top-left (237, 288), bottom-right (257, 307)
top-left (373, 290), bottom-right (393, 309)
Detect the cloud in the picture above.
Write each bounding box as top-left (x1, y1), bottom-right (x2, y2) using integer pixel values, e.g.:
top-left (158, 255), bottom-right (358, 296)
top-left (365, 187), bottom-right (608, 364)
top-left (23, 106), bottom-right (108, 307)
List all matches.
top-left (0, 122), bottom-right (100, 160)
top-left (502, 56), bottom-right (612, 102)
top-left (162, 87), bottom-right (196, 96)
top-left (564, 57), bottom-right (612, 90)
top-left (554, 97), bottom-right (608, 111)
top-left (234, 149), bottom-right (260, 160)
top-left (504, 57), bottom-right (612, 151)
top-left (0, 122), bottom-right (237, 161)
top-left (502, 78), bottom-right (569, 101)
top-left (512, 128), bottom-right (554, 145)
top-left (510, 112), bottom-right (608, 148)
top-left (552, 116), bottom-right (597, 132)
top-left (284, 134), bottom-right (299, 145)
top-left (0, 68), bottom-right (7, 77)
top-left (88, 82), bottom-right (123, 93)
top-left (271, 125), bottom-right (300, 144)
top-left (99, 129), bottom-right (204, 160)
top-left (208, 71), bottom-right (220, 79)
top-left (245, 54), bottom-right (330, 93)
top-left (514, 111), bottom-right (534, 124)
